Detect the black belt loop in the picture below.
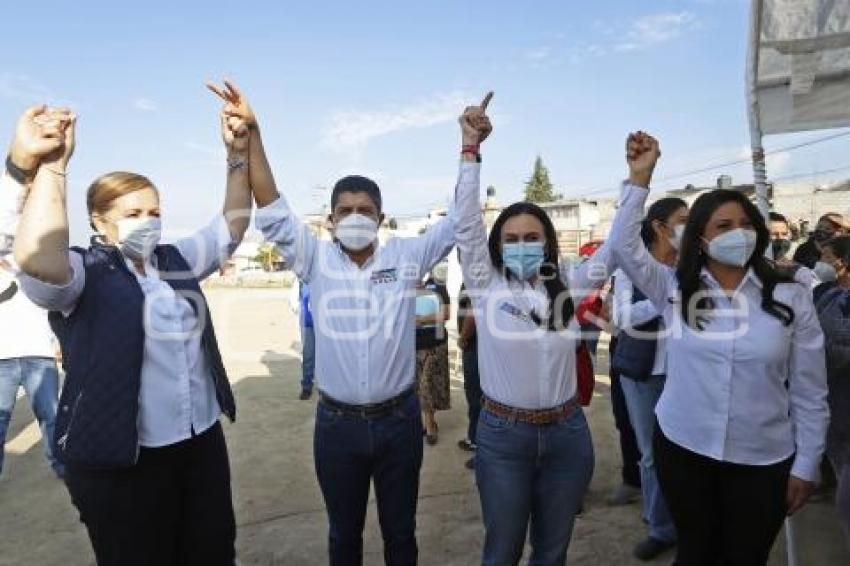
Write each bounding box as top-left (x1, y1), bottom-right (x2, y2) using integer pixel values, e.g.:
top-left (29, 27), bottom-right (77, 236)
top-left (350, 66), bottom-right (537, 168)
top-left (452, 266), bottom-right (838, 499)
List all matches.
top-left (318, 386), bottom-right (416, 419)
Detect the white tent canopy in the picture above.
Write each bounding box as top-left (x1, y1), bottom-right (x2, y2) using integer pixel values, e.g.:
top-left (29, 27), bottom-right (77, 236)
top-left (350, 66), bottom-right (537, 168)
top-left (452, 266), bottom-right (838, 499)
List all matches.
top-left (753, 0), bottom-right (850, 135)
top-left (747, 0), bottom-right (850, 218)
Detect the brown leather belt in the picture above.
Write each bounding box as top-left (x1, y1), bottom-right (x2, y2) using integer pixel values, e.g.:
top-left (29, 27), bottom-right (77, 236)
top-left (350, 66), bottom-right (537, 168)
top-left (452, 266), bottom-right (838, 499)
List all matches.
top-left (482, 396), bottom-right (580, 426)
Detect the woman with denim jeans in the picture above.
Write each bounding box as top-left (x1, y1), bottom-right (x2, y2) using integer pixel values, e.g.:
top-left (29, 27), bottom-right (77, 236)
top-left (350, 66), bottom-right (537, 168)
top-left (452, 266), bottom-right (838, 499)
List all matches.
top-left (610, 197), bottom-right (688, 561)
top-left (453, 126), bottom-right (649, 564)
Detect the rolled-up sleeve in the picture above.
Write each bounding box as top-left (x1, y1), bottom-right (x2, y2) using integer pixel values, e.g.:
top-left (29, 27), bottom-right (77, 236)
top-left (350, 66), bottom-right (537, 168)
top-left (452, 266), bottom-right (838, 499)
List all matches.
top-left (18, 250), bottom-right (86, 313)
top-left (254, 196), bottom-right (318, 282)
top-left (787, 286), bottom-right (829, 481)
top-left (175, 215), bottom-right (238, 281)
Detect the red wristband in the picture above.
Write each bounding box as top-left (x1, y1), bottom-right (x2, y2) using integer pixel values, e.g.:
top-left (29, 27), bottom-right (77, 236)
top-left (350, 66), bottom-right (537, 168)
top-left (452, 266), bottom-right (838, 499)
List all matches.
top-left (461, 144), bottom-right (480, 155)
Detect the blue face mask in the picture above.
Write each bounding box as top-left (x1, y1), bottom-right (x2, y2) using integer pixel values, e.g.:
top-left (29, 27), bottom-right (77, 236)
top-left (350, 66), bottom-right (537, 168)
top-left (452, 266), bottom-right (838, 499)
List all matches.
top-left (502, 242), bottom-right (545, 280)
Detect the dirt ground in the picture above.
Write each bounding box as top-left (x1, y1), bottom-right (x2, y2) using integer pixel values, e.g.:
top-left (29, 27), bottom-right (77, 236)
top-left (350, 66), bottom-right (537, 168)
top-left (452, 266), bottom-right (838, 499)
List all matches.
top-left (1, 288), bottom-right (847, 565)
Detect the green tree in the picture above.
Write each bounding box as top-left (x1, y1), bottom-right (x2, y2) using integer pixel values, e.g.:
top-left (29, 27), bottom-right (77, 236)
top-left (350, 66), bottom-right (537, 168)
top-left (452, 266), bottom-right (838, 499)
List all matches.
top-left (254, 243), bottom-right (282, 272)
top-left (524, 156), bottom-right (559, 203)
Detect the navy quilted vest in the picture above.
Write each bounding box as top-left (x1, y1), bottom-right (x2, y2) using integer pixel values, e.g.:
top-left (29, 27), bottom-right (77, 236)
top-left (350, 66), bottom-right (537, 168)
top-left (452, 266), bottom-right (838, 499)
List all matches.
top-left (611, 286), bottom-right (662, 381)
top-left (49, 241), bottom-right (236, 469)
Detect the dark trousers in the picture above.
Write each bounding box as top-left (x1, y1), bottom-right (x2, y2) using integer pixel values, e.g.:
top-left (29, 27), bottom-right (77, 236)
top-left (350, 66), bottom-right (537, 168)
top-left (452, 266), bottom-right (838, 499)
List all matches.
top-left (314, 393), bottom-right (424, 566)
top-left (654, 423), bottom-right (792, 565)
top-left (64, 421), bottom-right (236, 566)
top-left (609, 336), bottom-right (642, 488)
top-left (462, 343), bottom-right (482, 443)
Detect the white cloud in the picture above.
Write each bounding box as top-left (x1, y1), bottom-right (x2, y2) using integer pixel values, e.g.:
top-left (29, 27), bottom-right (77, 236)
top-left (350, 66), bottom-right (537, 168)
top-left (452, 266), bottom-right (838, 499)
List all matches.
top-left (615, 12), bottom-right (697, 52)
top-left (133, 97), bottom-right (158, 112)
top-left (321, 91), bottom-right (471, 150)
top-left (0, 73), bottom-right (58, 103)
top-left (525, 47), bottom-right (552, 61)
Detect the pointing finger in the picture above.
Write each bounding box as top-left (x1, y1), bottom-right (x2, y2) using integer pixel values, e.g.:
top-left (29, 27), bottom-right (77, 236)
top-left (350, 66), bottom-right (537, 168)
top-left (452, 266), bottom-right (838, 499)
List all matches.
top-left (480, 91), bottom-right (494, 111)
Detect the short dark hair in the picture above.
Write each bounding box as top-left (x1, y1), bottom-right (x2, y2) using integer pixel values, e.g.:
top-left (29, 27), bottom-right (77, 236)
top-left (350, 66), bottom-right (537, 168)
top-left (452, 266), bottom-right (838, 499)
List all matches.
top-left (331, 176), bottom-right (382, 212)
top-left (818, 212), bottom-right (844, 230)
top-left (769, 211), bottom-right (789, 226)
top-left (823, 235), bottom-right (850, 264)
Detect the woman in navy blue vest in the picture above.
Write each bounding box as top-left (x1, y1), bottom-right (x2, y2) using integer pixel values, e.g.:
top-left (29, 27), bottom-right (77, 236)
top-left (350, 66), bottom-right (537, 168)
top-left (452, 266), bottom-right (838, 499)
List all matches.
top-left (610, 196), bottom-right (687, 561)
top-left (10, 82), bottom-right (255, 566)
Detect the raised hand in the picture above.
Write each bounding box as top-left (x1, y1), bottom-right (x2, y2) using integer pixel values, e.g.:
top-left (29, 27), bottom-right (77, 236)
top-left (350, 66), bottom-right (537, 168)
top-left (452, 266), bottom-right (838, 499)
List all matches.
top-left (626, 131), bottom-right (660, 188)
top-left (221, 113), bottom-right (250, 155)
top-left (459, 92), bottom-right (494, 146)
top-left (207, 79), bottom-right (257, 128)
top-left (9, 106), bottom-right (74, 175)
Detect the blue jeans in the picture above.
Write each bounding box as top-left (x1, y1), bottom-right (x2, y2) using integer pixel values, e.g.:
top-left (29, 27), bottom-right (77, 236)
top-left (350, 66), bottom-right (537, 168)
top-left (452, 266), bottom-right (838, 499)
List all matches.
top-left (475, 406), bottom-right (594, 565)
top-left (314, 392), bottom-right (423, 566)
top-left (621, 374), bottom-right (676, 543)
top-left (0, 356), bottom-right (64, 476)
top-left (301, 323), bottom-right (315, 390)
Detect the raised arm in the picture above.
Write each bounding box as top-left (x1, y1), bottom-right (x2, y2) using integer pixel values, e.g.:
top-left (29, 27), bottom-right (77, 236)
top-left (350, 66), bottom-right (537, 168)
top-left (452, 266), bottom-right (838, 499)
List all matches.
top-left (453, 92), bottom-right (494, 291)
top-left (209, 79), bottom-right (318, 280)
top-left (13, 106), bottom-right (76, 285)
top-left (406, 94), bottom-right (492, 276)
top-left (608, 132), bottom-right (675, 312)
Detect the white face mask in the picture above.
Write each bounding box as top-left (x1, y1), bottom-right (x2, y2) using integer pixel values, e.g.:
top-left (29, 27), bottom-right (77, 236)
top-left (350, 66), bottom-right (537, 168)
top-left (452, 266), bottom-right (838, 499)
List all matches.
top-left (669, 224), bottom-right (685, 251)
top-left (813, 261), bottom-right (838, 283)
top-left (704, 228), bottom-right (757, 267)
top-left (116, 217), bottom-right (161, 260)
top-left (431, 262), bottom-right (449, 284)
top-left (335, 213), bottom-right (378, 252)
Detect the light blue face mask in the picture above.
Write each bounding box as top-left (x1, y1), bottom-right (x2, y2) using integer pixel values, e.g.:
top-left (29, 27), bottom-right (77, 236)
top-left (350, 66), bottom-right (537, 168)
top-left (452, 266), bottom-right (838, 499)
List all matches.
top-left (502, 242), bottom-right (545, 280)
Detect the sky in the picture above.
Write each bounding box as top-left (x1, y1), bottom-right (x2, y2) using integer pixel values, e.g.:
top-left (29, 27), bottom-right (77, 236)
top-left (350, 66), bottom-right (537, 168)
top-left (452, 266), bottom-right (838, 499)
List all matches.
top-left (1, 0), bottom-right (848, 245)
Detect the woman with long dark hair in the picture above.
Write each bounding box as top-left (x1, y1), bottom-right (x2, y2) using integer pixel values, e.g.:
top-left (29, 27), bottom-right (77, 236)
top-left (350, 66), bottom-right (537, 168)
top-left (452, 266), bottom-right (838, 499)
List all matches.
top-left (454, 135), bottom-right (649, 563)
top-left (611, 132), bottom-right (828, 564)
top-left (610, 196), bottom-right (687, 560)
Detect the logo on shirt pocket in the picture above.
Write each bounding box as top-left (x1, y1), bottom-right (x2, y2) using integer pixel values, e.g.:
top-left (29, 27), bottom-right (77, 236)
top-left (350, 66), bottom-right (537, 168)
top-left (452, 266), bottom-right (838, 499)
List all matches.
top-left (371, 268), bottom-right (399, 285)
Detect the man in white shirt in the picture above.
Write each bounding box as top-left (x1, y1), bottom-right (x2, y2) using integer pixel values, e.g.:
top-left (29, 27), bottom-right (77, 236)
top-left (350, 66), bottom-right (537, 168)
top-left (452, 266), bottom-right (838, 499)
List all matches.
top-left (0, 108), bottom-right (68, 479)
top-left (228, 87), bottom-right (493, 564)
top-left (0, 257), bottom-right (63, 478)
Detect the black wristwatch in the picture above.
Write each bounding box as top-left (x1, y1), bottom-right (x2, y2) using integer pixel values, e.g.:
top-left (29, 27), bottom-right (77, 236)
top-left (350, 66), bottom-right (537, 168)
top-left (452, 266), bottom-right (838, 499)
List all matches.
top-left (5, 155), bottom-right (36, 184)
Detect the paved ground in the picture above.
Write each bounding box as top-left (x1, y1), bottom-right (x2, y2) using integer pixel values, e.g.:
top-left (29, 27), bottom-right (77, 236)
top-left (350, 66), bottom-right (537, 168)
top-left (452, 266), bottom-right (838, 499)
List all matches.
top-left (1, 287), bottom-right (847, 565)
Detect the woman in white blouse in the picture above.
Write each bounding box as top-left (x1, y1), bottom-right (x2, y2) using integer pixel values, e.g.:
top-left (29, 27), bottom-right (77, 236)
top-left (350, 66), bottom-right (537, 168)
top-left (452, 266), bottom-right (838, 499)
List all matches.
top-left (611, 132), bottom-right (829, 564)
top-left (610, 196), bottom-right (688, 560)
top-left (9, 82), bottom-right (256, 566)
top-left (454, 128), bottom-right (647, 564)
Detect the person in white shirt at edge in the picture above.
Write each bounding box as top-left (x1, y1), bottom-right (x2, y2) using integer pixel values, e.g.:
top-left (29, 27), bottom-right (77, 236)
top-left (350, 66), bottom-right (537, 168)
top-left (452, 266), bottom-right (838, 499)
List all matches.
top-left (610, 132), bottom-right (829, 565)
top-left (0, 256), bottom-right (64, 480)
top-left (455, 127), bottom-right (648, 564)
top-left (237, 85), bottom-right (493, 565)
top-left (610, 197), bottom-right (688, 561)
top-left (7, 81), bottom-right (255, 566)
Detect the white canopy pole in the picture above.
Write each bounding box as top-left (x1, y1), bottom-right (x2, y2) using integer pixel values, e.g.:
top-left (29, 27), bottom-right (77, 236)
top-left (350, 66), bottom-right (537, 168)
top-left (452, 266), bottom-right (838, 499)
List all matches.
top-left (747, 0), bottom-right (771, 223)
top-left (748, 4), bottom-right (796, 562)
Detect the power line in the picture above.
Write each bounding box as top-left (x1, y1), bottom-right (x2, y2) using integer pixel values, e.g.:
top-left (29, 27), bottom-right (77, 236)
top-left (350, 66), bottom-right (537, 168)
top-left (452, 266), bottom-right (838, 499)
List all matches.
top-left (772, 163), bottom-right (850, 183)
top-left (655, 130), bottom-right (850, 184)
top-left (577, 129), bottom-right (850, 198)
